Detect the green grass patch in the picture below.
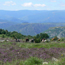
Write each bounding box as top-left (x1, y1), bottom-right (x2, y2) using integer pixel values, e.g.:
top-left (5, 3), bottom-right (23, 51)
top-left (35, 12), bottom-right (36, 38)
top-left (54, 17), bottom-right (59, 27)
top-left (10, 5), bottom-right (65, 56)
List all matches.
top-left (0, 57), bottom-right (65, 65)
top-left (0, 57), bottom-right (43, 65)
top-left (17, 42), bottom-right (65, 48)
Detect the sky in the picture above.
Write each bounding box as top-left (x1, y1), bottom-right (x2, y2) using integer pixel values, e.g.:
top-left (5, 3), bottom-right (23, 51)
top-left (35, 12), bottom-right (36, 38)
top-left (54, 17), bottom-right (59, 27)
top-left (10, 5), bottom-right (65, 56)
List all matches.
top-left (0, 0), bottom-right (65, 11)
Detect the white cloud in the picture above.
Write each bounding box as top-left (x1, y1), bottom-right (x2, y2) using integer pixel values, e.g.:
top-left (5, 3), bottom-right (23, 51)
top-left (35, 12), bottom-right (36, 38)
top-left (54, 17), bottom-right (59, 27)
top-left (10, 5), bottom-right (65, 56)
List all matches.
top-left (3, 1), bottom-right (16, 6)
top-left (21, 2), bottom-right (46, 7)
top-left (34, 4), bottom-right (46, 7)
top-left (22, 2), bottom-right (32, 7)
top-left (61, 4), bottom-right (65, 6)
top-left (51, 0), bottom-right (56, 2)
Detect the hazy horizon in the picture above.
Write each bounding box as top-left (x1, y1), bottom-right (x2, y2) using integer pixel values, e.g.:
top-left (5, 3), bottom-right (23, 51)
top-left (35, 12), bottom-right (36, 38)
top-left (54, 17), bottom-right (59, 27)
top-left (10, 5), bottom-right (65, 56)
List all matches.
top-left (0, 0), bottom-right (65, 11)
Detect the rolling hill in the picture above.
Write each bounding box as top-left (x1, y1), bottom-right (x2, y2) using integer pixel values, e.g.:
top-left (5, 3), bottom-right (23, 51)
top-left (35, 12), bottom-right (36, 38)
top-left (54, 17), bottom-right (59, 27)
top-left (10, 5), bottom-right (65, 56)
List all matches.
top-left (0, 10), bottom-right (65, 36)
top-left (44, 26), bottom-right (65, 38)
top-left (7, 23), bottom-right (65, 36)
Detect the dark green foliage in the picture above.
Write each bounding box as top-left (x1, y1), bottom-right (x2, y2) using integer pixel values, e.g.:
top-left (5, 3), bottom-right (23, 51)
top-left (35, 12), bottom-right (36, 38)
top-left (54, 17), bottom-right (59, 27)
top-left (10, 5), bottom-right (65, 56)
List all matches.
top-left (10, 31), bottom-right (22, 39)
top-left (0, 29), bottom-right (31, 39)
top-left (60, 38), bottom-right (64, 41)
top-left (36, 34), bottom-right (40, 38)
top-left (0, 29), bottom-right (2, 34)
top-left (0, 29), bottom-right (49, 40)
top-left (35, 33), bottom-right (49, 39)
top-left (27, 35), bottom-right (33, 39)
top-left (34, 33), bottom-right (49, 43)
top-left (23, 57), bottom-right (43, 65)
top-left (10, 31), bottom-right (27, 39)
top-left (35, 38), bottom-right (41, 43)
top-left (0, 29), bottom-right (6, 34)
top-left (54, 36), bottom-right (58, 40)
top-left (2, 34), bottom-right (5, 38)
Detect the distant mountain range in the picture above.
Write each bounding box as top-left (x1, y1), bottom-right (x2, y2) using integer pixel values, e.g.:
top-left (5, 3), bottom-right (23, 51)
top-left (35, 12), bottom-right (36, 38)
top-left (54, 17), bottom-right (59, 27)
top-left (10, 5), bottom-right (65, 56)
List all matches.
top-left (0, 19), bottom-right (28, 29)
top-left (0, 10), bottom-right (65, 23)
top-left (0, 10), bottom-right (65, 36)
top-left (44, 26), bottom-right (65, 38)
top-left (7, 23), bottom-right (65, 36)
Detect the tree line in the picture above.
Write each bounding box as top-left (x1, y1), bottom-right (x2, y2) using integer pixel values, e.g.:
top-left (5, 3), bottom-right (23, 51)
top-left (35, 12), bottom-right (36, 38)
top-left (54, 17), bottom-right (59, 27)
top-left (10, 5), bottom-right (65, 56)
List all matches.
top-left (0, 29), bottom-right (49, 40)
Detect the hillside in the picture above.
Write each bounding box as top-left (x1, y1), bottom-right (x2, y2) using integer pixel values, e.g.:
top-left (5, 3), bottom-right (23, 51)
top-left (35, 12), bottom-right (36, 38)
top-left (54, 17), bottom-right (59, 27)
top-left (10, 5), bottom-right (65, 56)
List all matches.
top-left (0, 10), bottom-right (65, 36)
top-left (44, 26), bottom-right (65, 38)
top-left (7, 23), bottom-right (65, 36)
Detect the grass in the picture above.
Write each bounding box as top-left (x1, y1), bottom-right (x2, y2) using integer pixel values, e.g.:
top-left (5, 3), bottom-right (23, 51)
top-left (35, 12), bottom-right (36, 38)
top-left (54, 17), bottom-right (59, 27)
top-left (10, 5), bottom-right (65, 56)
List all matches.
top-left (0, 57), bottom-right (43, 65)
top-left (48, 57), bottom-right (65, 65)
top-left (0, 34), bottom-right (10, 38)
top-left (17, 41), bottom-right (65, 48)
top-left (0, 42), bottom-right (12, 48)
top-left (0, 41), bottom-right (65, 65)
top-left (0, 57), bottom-right (65, 65)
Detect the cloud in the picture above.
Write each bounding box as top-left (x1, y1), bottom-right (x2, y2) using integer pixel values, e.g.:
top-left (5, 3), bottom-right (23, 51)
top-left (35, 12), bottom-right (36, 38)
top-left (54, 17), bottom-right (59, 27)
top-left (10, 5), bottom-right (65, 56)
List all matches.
top-left (51, 0), bottom-right (56, 2)
top-left (3, 1), bottom-right (16, 6)
top-left (61, 4), bottom-right (65, 6)
top-left (34, 4), bottom-right (46, 7)
top-left (21, 2), bottom-right (46, 7)
top-left (22, 2), bottom-right (32, 7)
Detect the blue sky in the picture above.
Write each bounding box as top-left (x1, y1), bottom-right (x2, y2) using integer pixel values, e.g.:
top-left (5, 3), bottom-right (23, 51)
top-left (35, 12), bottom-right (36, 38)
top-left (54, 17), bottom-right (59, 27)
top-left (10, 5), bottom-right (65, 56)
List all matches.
top-left (0, 0), bottom-right (65, 11)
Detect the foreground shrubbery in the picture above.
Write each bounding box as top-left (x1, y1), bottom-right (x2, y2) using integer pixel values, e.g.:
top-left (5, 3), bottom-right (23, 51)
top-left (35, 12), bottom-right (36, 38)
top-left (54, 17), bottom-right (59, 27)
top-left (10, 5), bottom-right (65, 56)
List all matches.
top-left (34, 38), bottom-right (41, 43)
top-left (0, 57), bottom-right (43, 65)
top-left (0, 42), bottom-right (65, 62)
top-left (0, 42), bottom-right (65, 65)
top-left (0, 57), bottom-right (65, 65)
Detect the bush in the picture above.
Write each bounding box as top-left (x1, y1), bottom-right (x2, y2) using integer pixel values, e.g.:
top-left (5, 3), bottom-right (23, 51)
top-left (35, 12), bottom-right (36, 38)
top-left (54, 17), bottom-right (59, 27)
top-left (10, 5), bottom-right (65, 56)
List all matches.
top-left (35, 33), bottom-right (49, 40)
top-left (35, 38), bottom-right (41, 43)
top-left (54, 36), bottom-right (58, 40)
top-left (23, 57), bottom-right (43, 65)
top-left (60, 38), bottom-right (64, 41)
top-left (2, 34), bottom-right (5, 38)
top-left (46, 40), bottom-right (49, 43)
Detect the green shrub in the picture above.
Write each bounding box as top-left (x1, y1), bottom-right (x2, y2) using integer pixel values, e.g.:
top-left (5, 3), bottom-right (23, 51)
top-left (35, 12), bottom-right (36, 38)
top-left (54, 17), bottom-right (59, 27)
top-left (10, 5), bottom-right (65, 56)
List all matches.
top-left (35, 38), bottom-right (41, 43)
top-left (60, 38), bottom-right (64, 41)
top-left (23, 57), bottom-right (43, 65)
top-left (2, 34), bottom-right (5, 38)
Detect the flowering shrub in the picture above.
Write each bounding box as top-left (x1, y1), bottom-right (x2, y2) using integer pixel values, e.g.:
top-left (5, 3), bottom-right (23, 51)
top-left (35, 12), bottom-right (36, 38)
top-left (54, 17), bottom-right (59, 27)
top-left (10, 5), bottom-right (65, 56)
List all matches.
top-left (0, 43), bottom-right (65, 63)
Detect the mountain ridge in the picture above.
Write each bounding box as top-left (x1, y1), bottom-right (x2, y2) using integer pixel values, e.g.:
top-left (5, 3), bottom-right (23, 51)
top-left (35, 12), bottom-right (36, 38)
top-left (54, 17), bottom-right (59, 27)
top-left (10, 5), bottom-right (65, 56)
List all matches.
top-left (44, 26), bottom-right (65, 38)
top-left (7, 23), bottom-right (65, 36)
top-left (0, 10), bottom-right (65, 36)
top-left (0, 10), bottom-right (65, 23)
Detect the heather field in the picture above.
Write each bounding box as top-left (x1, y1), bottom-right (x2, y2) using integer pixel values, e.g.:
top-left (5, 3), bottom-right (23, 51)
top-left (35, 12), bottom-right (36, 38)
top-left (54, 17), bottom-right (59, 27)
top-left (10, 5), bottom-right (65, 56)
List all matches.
top-left (0, 41), bottom-right (65, 65)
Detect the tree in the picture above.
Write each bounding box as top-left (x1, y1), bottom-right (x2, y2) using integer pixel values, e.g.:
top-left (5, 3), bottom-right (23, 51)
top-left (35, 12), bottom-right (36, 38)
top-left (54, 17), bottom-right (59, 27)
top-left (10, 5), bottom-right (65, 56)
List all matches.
top-left (36, 34), bottom-right (40, 38)
top-left (54, 36), bottom-right (58, 40)
top-left (35, 33), bottom-right (49, 39)
top-left (0, 29), bottom-right (2, 34)
top-left (1, 29), bottom-right (6, 34)
top-left (2, 34), bottom-right (5, 38)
